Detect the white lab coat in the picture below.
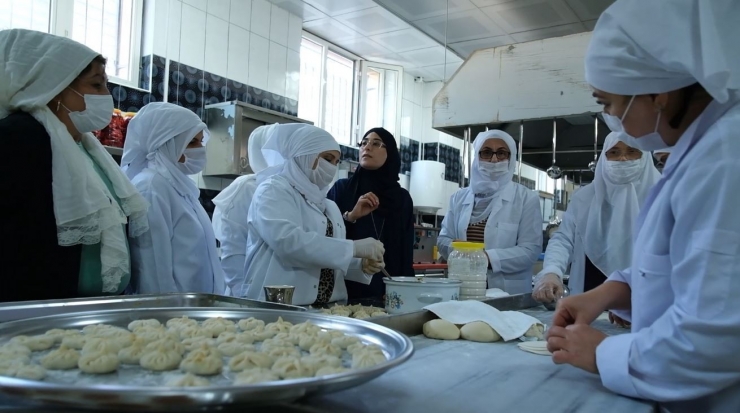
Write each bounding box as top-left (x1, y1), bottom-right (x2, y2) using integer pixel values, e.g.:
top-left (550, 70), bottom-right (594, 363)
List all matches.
top-left (129, 171), bottom-right (224, 294)
top-left (438, 182), bottom-right (542, 294)
top-left (596, 100), bottom-right (740, 413)
top-left (536, 186), bottom-right (591, 295)
top-left (241, 175), bottom-right (370, 305)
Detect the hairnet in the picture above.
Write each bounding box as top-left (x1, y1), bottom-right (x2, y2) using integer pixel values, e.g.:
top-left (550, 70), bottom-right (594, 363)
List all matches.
top-left (585, 0), bottom-right (740, 103)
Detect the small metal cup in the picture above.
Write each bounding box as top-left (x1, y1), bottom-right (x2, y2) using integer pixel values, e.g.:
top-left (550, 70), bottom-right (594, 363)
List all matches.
top-left (263, 285), bottom-right (295, 305)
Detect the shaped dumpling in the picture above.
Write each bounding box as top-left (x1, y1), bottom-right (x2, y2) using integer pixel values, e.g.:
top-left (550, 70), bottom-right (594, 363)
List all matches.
top-left (352, 311), bottom-right (370, 320)
top-left (144, 338), bottom-right (185, 355)
top-left (166, 373), bottom-right (211, 387)
top-left (316, 330), bottom-right (344, 342)
top-left (181, 337), bottom-right (216, 352)
top-left (177, 326), bottom-right (212, 340)
top-left (40, 345), bottom-right (80, 370)
top-left (351, 349), bottom-right (386, 369)
top-left (331, 335), bottom-right (361, 349)
top-left (0, 358), bottom-right (29, 374)
top-left (260, 338), bottom-right (294, 353)
top-left (179, 348), bottom-right (222, 376)
top-left (118, 342), bottom-right (147, 365)
top-left (347, 343), bottom-right (382, 356)
top-left (217, 342), bottom-right (256, 357)
top-left (44, 329), bottom-right (81, 344)
top-left (61, 334), bottom-right (87, 350)
top-left (82, 337), bottom-right (122, 355)
top-left (309, 341), bottom-right (342, 357)
top-left (297, 334), bottom-right (326, 351)
top-left (81, 324), bottom-right (118, 335)
top-left (228, 351), bottom-right (274, 371)
top-left (136, 327), bottom-right (179, 344)
top-left (78, 351), bottom-right (119, 374)
top-left (166, 316), bottom-right (198, 331)
top-left (289, 321), bottom-right (321, 336)
top-left (234, 367), bottom-right (280, 385)
top-left (329, 305), bottom-right (350, 315)
top-left (300, 355), bottom-right (341, 371)
top-left (13, 364), bottom-right (46, 380)
top-left (315, 365), bottom-right (349, 377)
top-left (265, 317), bottom-right (293, 334)
top-left (250, 329), bottom-right (277, 341)
top-left (217, 332), bottom-right (256, 345)
top-left (271, 357), bottom-right (315, 379)
top-left (237, 317), bottom-right (266, 332)
top-left (265, 346), bottom-right (300, 359)
top-left (88, 329), bottom-right (135, 349)
top-left (0, 344), bottom-right (32, 357)
top-left (10, 335), bottom-right (55, 351)
top-left (272, 333), bottom-right (301, 345)
top-left (139, 345), bottom-right (182, 371)
top-left (127, 319), bottom-right (161, 332)
top-left (202, 317), bottom-right (237, 337)
top-left (370, 311), bottom-right (388, 317)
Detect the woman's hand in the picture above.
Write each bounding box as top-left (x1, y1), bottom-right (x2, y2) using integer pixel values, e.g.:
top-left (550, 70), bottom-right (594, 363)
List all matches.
top-left (361, 258), bottom-right (385, 275)
top-left (608, 311), bottom-right (631, 328)
top-left (532, 273), bottom-right (564, 303)
top-left (549, 293), bottom-right (606, 331)
top-left (547, 324), bottom-right (607, 374)
top-left (348, 193), bottom-right (379, 221)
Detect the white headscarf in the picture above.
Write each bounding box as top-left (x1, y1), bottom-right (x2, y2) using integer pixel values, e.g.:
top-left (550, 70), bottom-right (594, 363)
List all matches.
top-left (122, 102), bottom-right (206, 198)
top-left (0, 29), bottom-right (148, 293)
top-left (469, 130), bottom-right (517, 223)
top-left (259, 124), bottom-right (340, 211)
top-left (579, 132), bottom-right (661, 275)
top-left (212, 123), bottom-right (277, 227)
top-left (653, 147), bottom-right (672, 162)
top-left (585, 0), bottom-right (740, 103)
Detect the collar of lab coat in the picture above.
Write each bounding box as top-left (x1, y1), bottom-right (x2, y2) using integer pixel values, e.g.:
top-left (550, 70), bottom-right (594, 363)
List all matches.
top-left (461, 180), bottom-right (515, 207)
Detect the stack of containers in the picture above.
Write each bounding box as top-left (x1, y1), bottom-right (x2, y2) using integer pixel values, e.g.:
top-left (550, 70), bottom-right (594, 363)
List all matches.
top-left (447, 242), bottom-right (488, 300)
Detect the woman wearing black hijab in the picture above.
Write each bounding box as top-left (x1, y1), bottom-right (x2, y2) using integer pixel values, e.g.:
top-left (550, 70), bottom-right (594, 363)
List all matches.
top-left (328, 128), bottom-right (414, 303)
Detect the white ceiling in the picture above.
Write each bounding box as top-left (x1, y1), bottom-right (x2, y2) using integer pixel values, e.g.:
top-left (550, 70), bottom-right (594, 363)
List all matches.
top-left (268, 0), bottom-right (614, 82)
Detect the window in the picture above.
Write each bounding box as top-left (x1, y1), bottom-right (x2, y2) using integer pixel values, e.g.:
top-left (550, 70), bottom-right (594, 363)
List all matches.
top-left (0, 0), bottom-right (143, 87)
top-left (298, 34), bottom-right (357, 146)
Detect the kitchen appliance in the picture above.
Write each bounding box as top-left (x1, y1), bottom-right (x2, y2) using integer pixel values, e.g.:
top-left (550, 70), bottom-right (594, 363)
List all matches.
top-left (413, 225), bottom-right (440, 264)
top-left (383, 277), bottom-right (461, 314)
top-left (203, 101), bottom-right (311, 177)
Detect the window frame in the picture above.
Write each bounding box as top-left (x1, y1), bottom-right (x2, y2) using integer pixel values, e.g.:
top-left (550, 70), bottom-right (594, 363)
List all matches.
top-left (300, 31), bottom-right (361, 146)
top-left (50, 0), bottom-right (144, 88)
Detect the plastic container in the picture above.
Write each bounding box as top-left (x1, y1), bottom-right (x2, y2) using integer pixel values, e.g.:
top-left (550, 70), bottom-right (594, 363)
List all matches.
top-left (447, 242), bottom-right (488, 300)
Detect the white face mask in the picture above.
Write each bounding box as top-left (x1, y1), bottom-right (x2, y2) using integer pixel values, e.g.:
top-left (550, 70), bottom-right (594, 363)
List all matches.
top-left (605, 159), bottom-right (642, 184)
top-left (603, 95), bottom-right (669, 152)
top-left (177, 147), bottom-right (207, 175)
top-left (62, 88), bottom-right (114, 134)
top-left (478, 160), bottom-right (509, 180)
top-left (310, 158), bottom-right (338, 190)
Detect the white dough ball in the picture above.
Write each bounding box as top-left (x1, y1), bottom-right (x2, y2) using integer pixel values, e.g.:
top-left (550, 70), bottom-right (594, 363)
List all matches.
top-left (422, 319), bottom-right (460, 340)
top-left (460, 321), bottom-right (501, 343)
top-left (40, 345), bottom-right (80, 370)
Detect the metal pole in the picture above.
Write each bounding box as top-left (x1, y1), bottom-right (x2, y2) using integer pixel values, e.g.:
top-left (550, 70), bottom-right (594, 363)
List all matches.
top-left (518, 121), bottom-right (523, 184)
top-left (460, 128), bottom-right (468, 187)
top-left (466, 126), bottom-right (472, 185)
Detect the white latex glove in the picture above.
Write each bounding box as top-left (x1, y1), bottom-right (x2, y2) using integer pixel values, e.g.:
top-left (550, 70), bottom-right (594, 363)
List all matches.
top-left (361, 258), bottom-right (385, 275)
top-left (532, 273), bottom-right (564, 303)
top-left (353, 238), bottom-right (385, 261)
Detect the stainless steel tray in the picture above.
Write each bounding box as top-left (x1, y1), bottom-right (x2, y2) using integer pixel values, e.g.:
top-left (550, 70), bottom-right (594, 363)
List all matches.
top-left (0, 308), bottom-right (413, 411)
top-left (0, 293), bottom-right (305, 323)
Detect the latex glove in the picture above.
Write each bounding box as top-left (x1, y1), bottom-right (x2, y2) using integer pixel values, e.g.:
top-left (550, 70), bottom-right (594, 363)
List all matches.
top-left (532, 273), bottom-right (564, 303)
top-left (347, 192), bottom-right (379, 221)
top-left (362, 258), bottom-right (385, 275)
top-left (353, 238), bottom-right (385, 261)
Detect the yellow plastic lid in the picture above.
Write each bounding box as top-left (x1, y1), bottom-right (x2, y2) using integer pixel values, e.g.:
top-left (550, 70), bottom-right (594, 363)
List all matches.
top-left (451, 242), bottom-right (485, 251)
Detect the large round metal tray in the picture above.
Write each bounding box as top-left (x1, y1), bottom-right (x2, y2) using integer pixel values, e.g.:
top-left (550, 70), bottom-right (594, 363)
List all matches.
top-left (0, 308), bottom-right (414, 411)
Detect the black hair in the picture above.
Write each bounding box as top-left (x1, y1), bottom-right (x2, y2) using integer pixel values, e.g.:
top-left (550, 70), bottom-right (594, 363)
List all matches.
top-left (78, 55), bottom-right (107, 78)
top-left (668, 83), bottom-right (709, 128)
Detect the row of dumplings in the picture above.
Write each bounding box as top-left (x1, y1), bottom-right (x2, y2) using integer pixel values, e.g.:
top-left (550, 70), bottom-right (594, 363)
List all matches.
top-left (0, 316), bottom-right (387, 386)
top-left (316, 304), bottom-right (388, 319)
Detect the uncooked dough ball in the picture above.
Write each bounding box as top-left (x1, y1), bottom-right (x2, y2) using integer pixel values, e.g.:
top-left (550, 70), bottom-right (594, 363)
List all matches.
top-left (351, 349), bottom-right (386, 369)
top-left (61, 334), bottom-right (87, 350)
top-left (13, 364), bottom-right (46, 380)
top-left (202, 317), bottom-right (237, 337)
top-left (82, 337), bottom-right (122, 355)
top-left (166, 316), bottom-right (198, 331)
top-left (180, 346), bottom-right (222, 375)
top-left (524, 324), bottom-right (545, 340)
top-left (422, 319), bottom-right (460, 340)
top-left (10, 335), bottom-right (55, 351)
top-left (78, 352), bottom-right (119, 374)
top-left (40, 345), bottom-right (80, 370)
top-left (237, 317), bottom-right (265, 332)
top-left (128, 319), bottom-right (161, 331)
top-left (139, 346), bottom-right (182, 371)
top-left (44, 329), bottom-right (80, 344)
top-left (460, 321), bottom-right (501, 343)
top-left (0, 344), bottom-right (31, 357)
top-left (118, 343), bottom-right (146, 365)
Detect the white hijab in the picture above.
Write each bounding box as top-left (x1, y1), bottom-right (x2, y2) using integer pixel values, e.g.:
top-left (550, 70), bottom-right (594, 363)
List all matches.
top-left (259, 124), bottom-right (340, 211)
top-left (469, 130), bottom-right (517, 223)
top-left (212, 123), bottom-right (277, 215)
top-left (0, 29), bottom-right (148, 293)
top-left (585, 0), bottom-right (740, 103)
top-left (579, 132), bottom-right (662, 275)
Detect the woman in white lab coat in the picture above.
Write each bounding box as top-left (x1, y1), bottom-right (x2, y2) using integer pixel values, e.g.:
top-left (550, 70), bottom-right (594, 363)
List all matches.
top-left (438, 130), bottom-right (542, 294)
top-left (546, 1), bottom-right (740, 412)
top-left (122, 102), bottom-right (225, 295)
top-left (532, 132), bottom-right (661, 302)
top-left (212, 123), bottom-right (277, 295)
top-left (241, 124), bottom-right (386, 305)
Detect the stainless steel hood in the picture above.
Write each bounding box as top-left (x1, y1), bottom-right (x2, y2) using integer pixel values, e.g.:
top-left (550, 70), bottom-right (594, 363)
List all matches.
top-left (431, 32), bottom-right (611, 183)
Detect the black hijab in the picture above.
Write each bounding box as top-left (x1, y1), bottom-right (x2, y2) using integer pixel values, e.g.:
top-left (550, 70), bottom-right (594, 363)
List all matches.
top-left (347, 128), bottom-right (404, 217)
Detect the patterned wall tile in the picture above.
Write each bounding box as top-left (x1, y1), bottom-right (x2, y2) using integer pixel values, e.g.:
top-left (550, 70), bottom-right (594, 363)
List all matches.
top-left (286, 98), bottom-right (298, 117)
top-left (423, 142), bottom-right (438, 161)
top-left (150, 55), bottom-right (167, 103)
top-left (400, 137), bottom-right (420, 174)
top-left (139, 54), bottom-right (152, 91)
top-left (340, 145), bottom-right (360, 162)
top-left (438, 144), bottom-right (461, 183)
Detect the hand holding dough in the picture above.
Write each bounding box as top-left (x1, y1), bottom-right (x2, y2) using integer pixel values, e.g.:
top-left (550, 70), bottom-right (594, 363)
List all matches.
top-left (422, 319), bottom-right (460, 340)
top-left (517, 341), bottom-right (552, 356)
top-left (460, 321), bottom-right (501, 342)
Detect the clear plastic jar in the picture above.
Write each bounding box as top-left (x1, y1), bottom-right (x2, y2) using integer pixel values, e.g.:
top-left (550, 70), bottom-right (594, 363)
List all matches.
top-left (447, 242), bottom-right (488, 300)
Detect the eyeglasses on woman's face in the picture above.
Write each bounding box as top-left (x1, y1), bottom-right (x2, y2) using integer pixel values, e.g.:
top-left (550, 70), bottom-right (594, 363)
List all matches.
top-left (605, 147), bottom-right (642, 161)
top-left (358, 139), bottom-right (386, 149)
top-left (479, 148), bottom-right (510, 161)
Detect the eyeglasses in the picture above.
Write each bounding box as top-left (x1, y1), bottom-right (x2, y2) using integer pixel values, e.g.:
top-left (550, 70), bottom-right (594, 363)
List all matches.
top-left (605, 148), bottom-right (642, 161)
top-left (479, 149), bottom-right (510, 161)
top-left (359, 140), bottom-right (386, 149)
